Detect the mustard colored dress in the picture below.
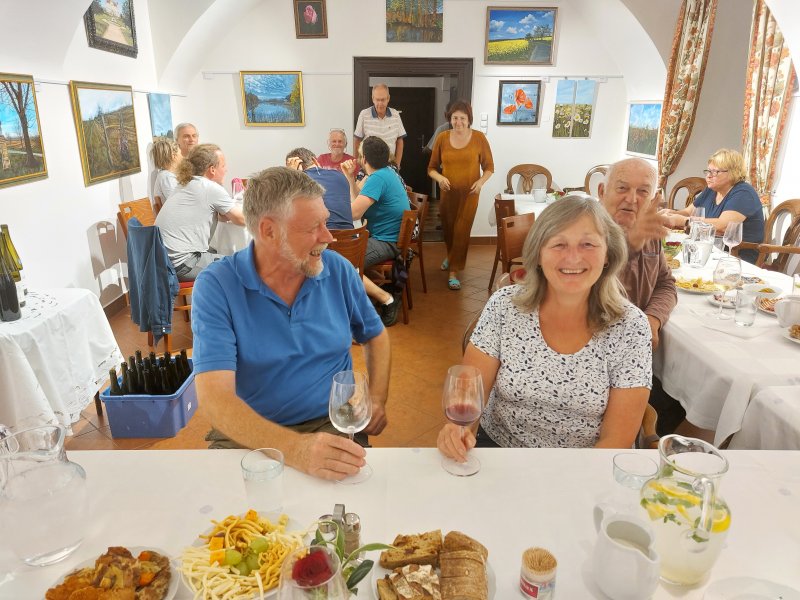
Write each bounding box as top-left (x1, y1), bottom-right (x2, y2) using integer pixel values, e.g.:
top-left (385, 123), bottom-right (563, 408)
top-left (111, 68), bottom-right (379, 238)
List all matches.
top-left (428, 130), bottom-right (494, 271)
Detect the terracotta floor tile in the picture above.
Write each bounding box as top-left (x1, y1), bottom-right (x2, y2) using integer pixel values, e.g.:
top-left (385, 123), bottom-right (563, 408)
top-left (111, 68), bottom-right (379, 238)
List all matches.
top-left (64, 428), bottom-right (116, 451)
top-left (70, 417), bottom-right (97, 437)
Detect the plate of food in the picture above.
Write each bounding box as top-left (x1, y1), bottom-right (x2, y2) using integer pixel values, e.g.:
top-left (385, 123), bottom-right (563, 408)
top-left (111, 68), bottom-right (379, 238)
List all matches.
top-left (708, 292), bottom-right (735, 309)
top-left (676, 277), bottom-right (720, 294)
top-left (783, 326), bottom-right (800, 346)
top-left (46, 546), bottom-right (177, 600)
top-left (179, 510), bottom-right (313, 600)
top-left (741, 275), bottom-right (766, 285)
top-left (373, 530), bottom-right (495, 600)
top-left (742, 283), bottom-right (783, 298)
top-left (757, 297), bottom-right (778, 316)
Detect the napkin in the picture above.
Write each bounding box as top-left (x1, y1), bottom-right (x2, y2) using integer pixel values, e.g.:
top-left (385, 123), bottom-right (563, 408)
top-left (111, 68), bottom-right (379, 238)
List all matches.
top-left (688, 307), bottom-right (771, 339)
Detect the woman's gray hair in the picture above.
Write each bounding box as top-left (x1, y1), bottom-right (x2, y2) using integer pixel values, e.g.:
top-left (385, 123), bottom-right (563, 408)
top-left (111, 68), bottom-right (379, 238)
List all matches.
top-left (512, 195), bottom-right (629, 331)
top-left (244, 166), bottom-right (324, 236)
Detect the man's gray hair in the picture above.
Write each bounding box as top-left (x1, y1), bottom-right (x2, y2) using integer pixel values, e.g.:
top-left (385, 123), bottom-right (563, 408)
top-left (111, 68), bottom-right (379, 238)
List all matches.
top-left (285, 147), bottom-right (317, 169)
top-left (603, 157), bottom-right (656, 188)
top-left (244, 167), bottom-right (325, 236)
top-left (174, 122), bottom-right (197, 138)
top-left (372, 83), bottom-right (390, 95)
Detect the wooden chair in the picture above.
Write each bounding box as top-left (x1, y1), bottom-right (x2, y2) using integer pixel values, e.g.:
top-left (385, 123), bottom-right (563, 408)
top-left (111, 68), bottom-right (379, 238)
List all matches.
top-left (504, 164), bottom-right (553, 194)
top-left (118, 198), bottom-right (156, 238)
top-left (498, 212), bottom-right (535, 279)
top-left (563, 164), bottom-right (610, 196)
top-left (752, 211), bottom-right (800, 272)
top-left (732, 199), bottom-right (800, 270)
top-left (328, 224), bottom-right (369, 274)
top-left (667, 177), bottom-right (706, 210)
top-left (367, 210), bottom-right (418, 325)
top-left (153, 196), bottom-right (164, 215)
top-left (637, 404), bottom-right (660, 450)
top-left (407, 191), bottom-right (429, 293)
top-left (488, 196), bottom-right (516, 290)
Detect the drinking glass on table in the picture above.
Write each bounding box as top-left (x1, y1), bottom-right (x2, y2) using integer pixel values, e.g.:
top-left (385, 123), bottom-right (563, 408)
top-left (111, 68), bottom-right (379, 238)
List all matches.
top-left (689, 206), bottom-right (706, 224)
top-left (328, 370), bottom-right (372, 484)
top-left (708, 257), bottom-right (741, 319)
top-left (722, 221), bottom-right (743, 256)
top-left (441, 365), bottom-right (484, 477)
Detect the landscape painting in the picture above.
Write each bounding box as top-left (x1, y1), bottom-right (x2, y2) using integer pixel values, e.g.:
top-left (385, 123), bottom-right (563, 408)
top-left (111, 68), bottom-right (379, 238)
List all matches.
top-left (293, 0), bottom-right (327, 39)
top-left (84, 0), bottom-right (138, 58)
top-left (497, 80), bottom-right (542, 125)
top-left (0, 73), bottom-right (47, 188)
top-left (69, 81), bottom-right (141, 186)
top-left (386, 0), bottom-right (443, 43)
top-left (147, 93), bottom-right (173, 140)
top-left (553, 79), bottom-right (597, 138)
top-left (485, 7), bottom-right (557, 65)
top-left (626, 102), bottom-right (662, 158)
top-left (240, 72), bottom-right (305, 127)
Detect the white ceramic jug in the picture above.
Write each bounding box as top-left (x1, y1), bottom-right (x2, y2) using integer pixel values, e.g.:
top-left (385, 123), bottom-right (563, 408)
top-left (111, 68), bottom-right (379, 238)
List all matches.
top-left (774, 295), bottom-right (800, 328)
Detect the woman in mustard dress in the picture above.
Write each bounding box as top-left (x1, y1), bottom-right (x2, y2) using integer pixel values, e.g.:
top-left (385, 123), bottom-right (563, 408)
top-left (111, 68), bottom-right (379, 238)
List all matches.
top-left (427, 100), bottom-right (494, 290)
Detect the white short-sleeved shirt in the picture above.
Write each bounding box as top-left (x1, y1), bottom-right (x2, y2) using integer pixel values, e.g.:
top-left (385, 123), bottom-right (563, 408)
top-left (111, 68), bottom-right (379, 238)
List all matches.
top-left (153, 169), bottom-right (178, 202)
top-left (471, 285), bottom-right (653, 448)
top-left (354, 106), bottom-right (407, 151)
top-left (154, 176), bottom-right (235, 267)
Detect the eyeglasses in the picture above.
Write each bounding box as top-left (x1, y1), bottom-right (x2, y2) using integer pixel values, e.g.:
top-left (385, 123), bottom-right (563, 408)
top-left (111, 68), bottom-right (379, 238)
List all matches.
top-left (703, 169), bottom-right (728, 177)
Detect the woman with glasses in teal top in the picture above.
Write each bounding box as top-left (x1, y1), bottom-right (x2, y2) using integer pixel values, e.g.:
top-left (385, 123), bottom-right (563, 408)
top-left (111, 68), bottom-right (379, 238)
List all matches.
top-left (664, 148), bottom-right (764, 263)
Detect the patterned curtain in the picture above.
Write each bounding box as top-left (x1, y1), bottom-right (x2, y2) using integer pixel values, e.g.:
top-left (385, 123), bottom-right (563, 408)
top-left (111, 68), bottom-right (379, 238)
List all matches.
top-left (741, 0), bottom-right (796, 208)
top-left (657, 0), bottom-right (718, 192)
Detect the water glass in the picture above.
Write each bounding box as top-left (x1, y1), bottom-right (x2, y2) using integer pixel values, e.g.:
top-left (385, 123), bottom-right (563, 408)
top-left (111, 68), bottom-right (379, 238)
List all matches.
top-left (612, 453), bottom-right (658, 513)
top-left (241, 448), bottom-right (284, 514)
top-left (734, 291), bottom-right (757, 327)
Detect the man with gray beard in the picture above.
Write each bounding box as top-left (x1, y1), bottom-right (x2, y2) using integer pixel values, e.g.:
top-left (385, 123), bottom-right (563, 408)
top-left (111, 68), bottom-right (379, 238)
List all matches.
top-left (191, 167), bottom-right (390, 481)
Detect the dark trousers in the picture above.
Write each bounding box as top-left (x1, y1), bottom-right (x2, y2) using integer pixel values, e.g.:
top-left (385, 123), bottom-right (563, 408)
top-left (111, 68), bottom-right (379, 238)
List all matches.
top-left (648, 376), bottom-right (686, 437)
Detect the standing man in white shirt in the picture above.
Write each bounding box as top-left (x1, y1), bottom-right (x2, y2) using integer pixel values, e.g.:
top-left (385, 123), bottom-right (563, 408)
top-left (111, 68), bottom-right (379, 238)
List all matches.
top-left (353, 84), bottom-right (407, 167)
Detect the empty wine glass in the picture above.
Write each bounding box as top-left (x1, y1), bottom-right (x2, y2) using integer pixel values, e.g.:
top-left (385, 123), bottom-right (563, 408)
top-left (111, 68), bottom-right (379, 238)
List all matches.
top-left (722, 221), bottom-right (743, 256)
top-left (328, 370), bottom-right (372, 484)
top-left (441, 365), bottom-right (484, 477)
top-left (277, 545), bottom-right (349, 600)
top-left (708, 257), bottom-right (741, 319)
top-left (689, 206), bottom-right (706, 224)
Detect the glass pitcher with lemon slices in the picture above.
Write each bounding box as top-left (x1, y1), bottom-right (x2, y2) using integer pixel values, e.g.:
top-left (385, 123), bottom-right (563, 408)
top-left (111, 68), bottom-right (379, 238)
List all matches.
top-left (639, 435), bottom-right (730, 586)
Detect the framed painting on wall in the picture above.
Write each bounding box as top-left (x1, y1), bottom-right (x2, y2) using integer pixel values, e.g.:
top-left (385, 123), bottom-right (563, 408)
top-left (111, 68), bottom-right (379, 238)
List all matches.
top-left (386, 0), bottom-right (443, 43)
top-left (240, 72), bottom-right (305, 127)
top-left (147, 93), bottom-right (173, 140)
top-left (485, 7), bottom-right (557, 65)
top-left (552, 79), bottom-right (597, 138)
top-left (0, 73), bottom-right (48, 188)
top-left (294, 0), bottom-right (327, 38)
top-left (69, 81), bottom-right (141, 186)
top-left (497, 80), bottom-right (542, 125)
top-left (84, 0), bottom-right (138, 58)
top-left (626, 102), bottom-right (662, 159)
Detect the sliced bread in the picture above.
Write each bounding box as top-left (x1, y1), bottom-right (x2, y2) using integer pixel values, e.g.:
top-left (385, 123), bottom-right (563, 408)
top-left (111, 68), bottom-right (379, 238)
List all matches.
top-left (442, 531), bottom-right (489, 561)
top-left (380, 530), bottom-right (443, 569)
top-left (440, 576), bottom-right (488, 600)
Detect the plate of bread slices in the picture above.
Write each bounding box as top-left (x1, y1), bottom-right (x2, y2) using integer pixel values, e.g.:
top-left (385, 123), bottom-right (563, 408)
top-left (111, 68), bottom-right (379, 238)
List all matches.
top-left (373, 529), bottom-right (494, 600)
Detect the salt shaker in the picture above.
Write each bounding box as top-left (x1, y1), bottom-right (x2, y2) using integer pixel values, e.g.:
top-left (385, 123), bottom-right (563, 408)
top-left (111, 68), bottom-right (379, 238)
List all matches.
top-left (343, 512), bottom-right (362, 558)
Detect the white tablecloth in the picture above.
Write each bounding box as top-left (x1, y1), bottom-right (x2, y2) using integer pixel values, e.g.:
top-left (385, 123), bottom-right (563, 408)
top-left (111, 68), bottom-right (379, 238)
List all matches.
top-left (1, 448), bottom-right (798, 599)
top-left (653, 250), bottom-right (797, 446)
top-left (210, 195), bottom-right (251, 256)
top-left (0, 289), bottom-right (123, 433)
top-left (728, 385), bottom-right (800, 449)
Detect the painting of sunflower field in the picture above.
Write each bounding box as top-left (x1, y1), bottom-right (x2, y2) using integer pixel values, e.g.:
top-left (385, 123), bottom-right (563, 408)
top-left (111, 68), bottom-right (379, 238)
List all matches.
top-left (552, 79), bottom-right (597, 138)
top-left (497, 80), bottom-right (541, 125)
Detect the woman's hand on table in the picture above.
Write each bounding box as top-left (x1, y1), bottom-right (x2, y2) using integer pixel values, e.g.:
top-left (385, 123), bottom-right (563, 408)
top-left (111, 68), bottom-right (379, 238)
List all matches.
top-left (437, 423), bottom-right (476, 462)
top-left (291, 432), bottom-right (366, 481)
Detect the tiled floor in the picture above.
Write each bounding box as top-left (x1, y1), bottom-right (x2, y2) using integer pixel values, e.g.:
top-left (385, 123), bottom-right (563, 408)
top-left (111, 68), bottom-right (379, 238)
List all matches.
top-left (65, 242), bottom-right (497, 452)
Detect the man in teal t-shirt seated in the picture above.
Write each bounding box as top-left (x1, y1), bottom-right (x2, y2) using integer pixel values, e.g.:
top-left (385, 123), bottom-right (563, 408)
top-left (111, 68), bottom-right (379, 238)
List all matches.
top-left (341, 136), bottom-right (408, 267)
top-left (191, 167), bottom-right (391, 481)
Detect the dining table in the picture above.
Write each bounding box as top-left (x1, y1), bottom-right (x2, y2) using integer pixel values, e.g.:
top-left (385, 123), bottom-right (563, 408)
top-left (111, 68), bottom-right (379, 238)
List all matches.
top-left (728, 385), bottom-right (800, 449)
top-left (3, 447), bottom-right (798, 599)
top-left (0, 289), bottom-right (123, 434)
top-left (653, 244), bottom-right (800, 447)
top-left (210, 191), bottom-right (252, 256)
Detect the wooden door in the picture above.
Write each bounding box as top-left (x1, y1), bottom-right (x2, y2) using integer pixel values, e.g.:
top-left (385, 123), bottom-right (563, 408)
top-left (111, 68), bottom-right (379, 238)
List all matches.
top-left (388, 86), bottom-right (435, 194)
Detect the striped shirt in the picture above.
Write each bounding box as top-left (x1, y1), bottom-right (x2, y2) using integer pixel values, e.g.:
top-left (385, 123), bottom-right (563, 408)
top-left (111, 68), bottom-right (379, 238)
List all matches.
top-left (354, 106), bottom-right (407, 151)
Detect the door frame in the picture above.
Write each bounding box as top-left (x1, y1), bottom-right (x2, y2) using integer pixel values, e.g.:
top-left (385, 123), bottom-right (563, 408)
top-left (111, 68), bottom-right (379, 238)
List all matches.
top-left (352, 57), bottom-right (474, 128)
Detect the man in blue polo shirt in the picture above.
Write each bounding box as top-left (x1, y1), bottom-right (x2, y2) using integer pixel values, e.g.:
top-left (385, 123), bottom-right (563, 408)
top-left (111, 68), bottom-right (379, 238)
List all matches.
top-left (191, 167), bottom-right (390, 481)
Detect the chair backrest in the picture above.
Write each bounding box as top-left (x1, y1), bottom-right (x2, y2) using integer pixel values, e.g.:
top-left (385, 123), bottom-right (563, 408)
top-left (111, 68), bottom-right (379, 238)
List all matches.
top-left (763, 198), bottom-right (800, 246)
top-left (328, 224), bottom-right (369, 274)
top-left (584, 164), bottom-right (610, 198)
top-left (667, 177), bottom-right (707, 209)
top-left (505, 164), bottom-right (553, 194)
top-left (153, 195), bottom-right (164, 215)
top-left (397, 209), bottom-right (418, 256)
top-left (500, 212), bottom-right (536, 264)
top-left (118, 198), bottom-right (156, 238)
top-left (407, 191), bottom-right (429, 240)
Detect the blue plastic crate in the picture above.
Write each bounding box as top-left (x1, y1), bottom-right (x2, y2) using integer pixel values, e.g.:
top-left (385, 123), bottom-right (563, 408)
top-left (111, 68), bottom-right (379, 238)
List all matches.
top-left (100, 359), bottom-right (197, 438)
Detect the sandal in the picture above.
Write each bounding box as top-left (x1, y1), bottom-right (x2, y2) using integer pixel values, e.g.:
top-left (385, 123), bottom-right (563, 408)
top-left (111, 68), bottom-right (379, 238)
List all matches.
top-left (440, 259), bottom-right (449, 271)
top-left (448, 277), bottom-right (461, 290)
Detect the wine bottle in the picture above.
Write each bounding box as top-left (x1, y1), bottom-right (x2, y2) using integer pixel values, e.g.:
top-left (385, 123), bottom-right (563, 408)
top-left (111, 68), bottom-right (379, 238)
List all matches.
top-left (143, 368), bottom-right (153, 395)
top-left (0, 225), bottom-right (25, 308)
top-left (180, 349), bottom-right (191, 375)
top-left (168, 359), bottom-right (181, 391)
top-left (121, 365), bottom-right (133, 394)
top-left (109, 368), bottom-right (124, 396)
top-left (159, 366), bottom-right (171, 395)
top-left (0, 237), bottom-right (20, 322)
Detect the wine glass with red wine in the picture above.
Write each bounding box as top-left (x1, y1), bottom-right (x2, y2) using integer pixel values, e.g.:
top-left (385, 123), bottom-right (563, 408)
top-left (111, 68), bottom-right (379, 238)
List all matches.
top-left (441, 365), bottom-right (484, 477)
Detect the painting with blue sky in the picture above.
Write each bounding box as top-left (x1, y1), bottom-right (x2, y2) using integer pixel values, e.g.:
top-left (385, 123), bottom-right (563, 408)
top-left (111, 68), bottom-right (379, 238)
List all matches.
top-left (626, 102), bottom-right (662, 158)
top-left (84, 0), bottom-right (137, 58)
top-left (497, 80), bottom-right (541, 125)
top-left (0, 73), bottom-right (47, 187)
top-left (240, 72), bottom-right (305, 126)
top-left (69, 81), bottom-right (140, 185)
top-left (147, 93), bottom-right (173, 140)
top-left (485, 7), bottom-right (557, 64)
top-left (553, 80), bottom-right (597, 138)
